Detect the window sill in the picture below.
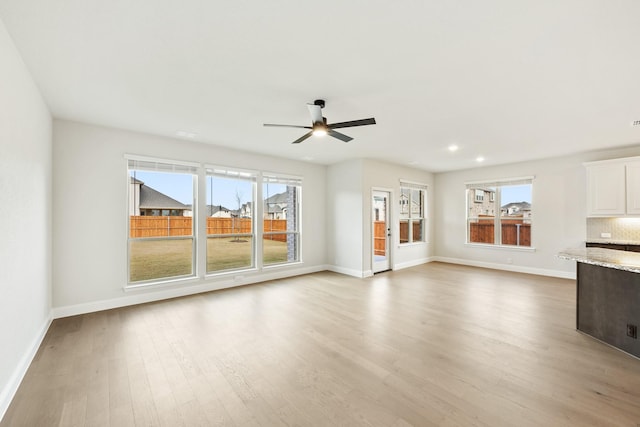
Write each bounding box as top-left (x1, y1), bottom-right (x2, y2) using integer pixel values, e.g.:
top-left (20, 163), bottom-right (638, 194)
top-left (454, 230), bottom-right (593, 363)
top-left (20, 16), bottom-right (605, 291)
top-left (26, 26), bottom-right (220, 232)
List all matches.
top-left (205, 266), bottom-right (258, 280)
top-left (124, 262), bottom-right (304, 292)
top-left (263, 261), bottom-right (304, 270)
top-left (398, 241), bottom-right (428, 248)
top-left (464, 243), bottom-right (536, 252)
top-left (124, 275), bottom-right (199, 291)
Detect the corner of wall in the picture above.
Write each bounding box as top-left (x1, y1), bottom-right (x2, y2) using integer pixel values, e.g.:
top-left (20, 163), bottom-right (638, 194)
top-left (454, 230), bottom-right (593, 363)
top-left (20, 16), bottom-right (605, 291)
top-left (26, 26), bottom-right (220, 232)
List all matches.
top-left (0, 312), bottom-right (52, 421)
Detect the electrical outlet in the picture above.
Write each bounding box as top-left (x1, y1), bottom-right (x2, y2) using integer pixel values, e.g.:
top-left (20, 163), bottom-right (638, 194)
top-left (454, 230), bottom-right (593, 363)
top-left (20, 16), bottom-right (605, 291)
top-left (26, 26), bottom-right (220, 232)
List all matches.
top-left (627, 324), bottom-right (637, 339)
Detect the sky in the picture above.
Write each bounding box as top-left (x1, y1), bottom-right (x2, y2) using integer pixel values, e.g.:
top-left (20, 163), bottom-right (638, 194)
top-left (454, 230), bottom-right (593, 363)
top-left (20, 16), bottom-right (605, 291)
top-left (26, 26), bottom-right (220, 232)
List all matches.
top-left (131, 171), bottom-right (286, 208)
top-left (501, 184), bottom-right (532, 204)
top-left (132, 170), bottom-right (531, 210)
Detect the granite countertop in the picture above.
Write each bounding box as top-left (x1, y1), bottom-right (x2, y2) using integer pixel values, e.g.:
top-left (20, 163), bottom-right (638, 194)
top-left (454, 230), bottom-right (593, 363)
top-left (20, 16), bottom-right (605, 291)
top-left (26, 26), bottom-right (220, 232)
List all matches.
top-left (558, 247), bottom-right (640, 273)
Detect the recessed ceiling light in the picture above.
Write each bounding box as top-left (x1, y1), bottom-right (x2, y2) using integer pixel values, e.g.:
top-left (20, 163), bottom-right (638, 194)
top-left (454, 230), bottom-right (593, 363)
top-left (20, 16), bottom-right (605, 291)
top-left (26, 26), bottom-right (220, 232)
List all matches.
top-left (448, 144), bottom-right (459, 152)
top-left (408, 161), bottom-right (419, 165)
top-left (301, 156), bottom-right (314, 161)
top-left (476, 156), bottom-right (485, 163)
top-left (176, 131), bottom-right (196, 139)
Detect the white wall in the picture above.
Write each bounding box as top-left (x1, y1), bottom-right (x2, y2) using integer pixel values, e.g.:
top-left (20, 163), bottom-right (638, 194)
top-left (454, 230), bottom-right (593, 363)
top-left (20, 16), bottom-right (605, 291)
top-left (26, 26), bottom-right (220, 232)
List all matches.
top-left (52, 120), bottom-right (327, 316)
top-left (0, 19), bottom-right (52, 419)
top-left (361, 159), bottom-right (434, 273)
top-left (326, 158), bottom-right (434, 277)
top-left (326, 159), bottom-right (364, 276)
top-left (434, 145), bottom-right (640, 278)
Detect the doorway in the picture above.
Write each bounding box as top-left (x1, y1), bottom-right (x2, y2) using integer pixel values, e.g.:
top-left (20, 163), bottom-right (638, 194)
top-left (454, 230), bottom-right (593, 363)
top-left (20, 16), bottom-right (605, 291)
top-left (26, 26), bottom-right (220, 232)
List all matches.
top-left (372, 190), bottom-right (391, 273)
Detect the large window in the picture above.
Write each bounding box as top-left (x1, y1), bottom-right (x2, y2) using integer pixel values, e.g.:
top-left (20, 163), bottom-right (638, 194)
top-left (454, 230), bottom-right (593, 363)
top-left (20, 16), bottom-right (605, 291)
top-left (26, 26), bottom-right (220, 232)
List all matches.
top-left (466, 177), bottom-right (533, 247)
top-left (263, 174), bottom-right (301, 265)
top-left (128, 158), bottom-right (198, 283)
top-left (206, 167), bottom-right (257, 273)
top-left (399, 181), bottom-right (426, 244)
top-left (127, 157), bottom-right (303, 285)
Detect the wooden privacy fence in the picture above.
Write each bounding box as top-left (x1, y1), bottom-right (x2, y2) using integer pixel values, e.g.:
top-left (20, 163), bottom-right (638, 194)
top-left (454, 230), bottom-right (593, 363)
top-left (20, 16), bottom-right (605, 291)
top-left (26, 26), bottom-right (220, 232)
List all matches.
top-left (130, 216), bottom-right (193, 237)
top-left (374, 220), bottom-right (425, 250)
top-left (399, 221), bottom-right (423, 244)
top-left (373, 221), bottom-right (386, 255)
top-left (469, 221), bottom-right (531, 246)
top-left (130, 216), bottom-right (288, 242)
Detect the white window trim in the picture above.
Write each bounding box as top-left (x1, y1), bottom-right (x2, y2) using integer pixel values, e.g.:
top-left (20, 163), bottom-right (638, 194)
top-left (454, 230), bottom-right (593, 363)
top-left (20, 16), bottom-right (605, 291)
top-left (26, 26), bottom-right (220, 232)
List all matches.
top-left (205, 167), bottom-right (258, 274)
top-left (124, 155), bottom-right (304, 289)
top-left (262, 178), bottom-right (302, 266)
top-left (126, 156), bottom-right (199, 285)
top-left (465, 176), bottom-right (535, 249)
top-left (399, 180), bottom-right (427, 245)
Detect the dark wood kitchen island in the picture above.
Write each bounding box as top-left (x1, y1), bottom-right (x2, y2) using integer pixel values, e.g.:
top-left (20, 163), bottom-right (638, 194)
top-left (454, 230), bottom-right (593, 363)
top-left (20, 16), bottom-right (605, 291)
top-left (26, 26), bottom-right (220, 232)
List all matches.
top-left (559, 247), bottom-right (640, 359)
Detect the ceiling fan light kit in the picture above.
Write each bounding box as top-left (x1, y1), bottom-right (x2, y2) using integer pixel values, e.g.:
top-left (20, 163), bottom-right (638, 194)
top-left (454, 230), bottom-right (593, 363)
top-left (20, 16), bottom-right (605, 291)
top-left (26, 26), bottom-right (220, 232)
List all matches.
top-left (264, 99), bottom-right (376, 144)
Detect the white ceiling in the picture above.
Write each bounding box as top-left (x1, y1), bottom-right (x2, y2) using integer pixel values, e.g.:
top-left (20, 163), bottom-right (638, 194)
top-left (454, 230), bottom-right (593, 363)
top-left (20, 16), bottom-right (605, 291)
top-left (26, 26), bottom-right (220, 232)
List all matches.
top-left (1, 0), bottom-right (640, 172)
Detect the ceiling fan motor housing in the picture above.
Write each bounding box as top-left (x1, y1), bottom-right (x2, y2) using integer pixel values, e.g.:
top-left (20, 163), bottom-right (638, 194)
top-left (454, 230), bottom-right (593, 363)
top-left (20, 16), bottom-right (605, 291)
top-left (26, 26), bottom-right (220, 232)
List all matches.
top-left (263, 99), bottom-right (375, 144)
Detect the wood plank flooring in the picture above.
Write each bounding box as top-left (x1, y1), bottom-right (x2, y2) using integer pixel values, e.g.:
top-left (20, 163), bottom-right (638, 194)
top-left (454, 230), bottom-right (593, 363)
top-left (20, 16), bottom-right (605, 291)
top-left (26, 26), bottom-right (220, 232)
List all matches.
top-left (3, 262), bottom-right (640, 426)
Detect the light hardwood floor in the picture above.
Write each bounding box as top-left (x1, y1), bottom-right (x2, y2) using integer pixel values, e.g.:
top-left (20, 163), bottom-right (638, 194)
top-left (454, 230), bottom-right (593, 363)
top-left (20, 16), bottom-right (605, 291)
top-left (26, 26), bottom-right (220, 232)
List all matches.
top-left (3, 262), bottom-right (640, 426)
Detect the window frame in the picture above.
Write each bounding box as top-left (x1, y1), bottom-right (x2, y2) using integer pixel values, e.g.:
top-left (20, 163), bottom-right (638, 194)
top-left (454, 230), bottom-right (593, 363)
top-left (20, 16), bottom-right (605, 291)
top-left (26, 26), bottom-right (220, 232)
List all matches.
top-left (262, 173), bottom-right (302, 267)
top-left (205, 166), bottom-right (258, 275)
top-left (399, 180), bottom-right (427, 245)
top-left (125, 155), bottom-right (304, 288)
top-left (465, 176), bottom-right (534, 250)
top-left (126, 156), bottom-right (199, 286)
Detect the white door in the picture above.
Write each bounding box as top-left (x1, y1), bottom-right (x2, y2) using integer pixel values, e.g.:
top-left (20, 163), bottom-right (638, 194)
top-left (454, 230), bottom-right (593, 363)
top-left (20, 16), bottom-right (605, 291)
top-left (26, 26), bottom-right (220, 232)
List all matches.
top-left (372, 190), bottom-right (391, 273)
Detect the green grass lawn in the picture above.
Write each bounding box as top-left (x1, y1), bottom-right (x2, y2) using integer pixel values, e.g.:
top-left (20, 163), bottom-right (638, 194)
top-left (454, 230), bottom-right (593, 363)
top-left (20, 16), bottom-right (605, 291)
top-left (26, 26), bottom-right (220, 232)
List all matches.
top-left (129, 237), bottom-right (290, 282)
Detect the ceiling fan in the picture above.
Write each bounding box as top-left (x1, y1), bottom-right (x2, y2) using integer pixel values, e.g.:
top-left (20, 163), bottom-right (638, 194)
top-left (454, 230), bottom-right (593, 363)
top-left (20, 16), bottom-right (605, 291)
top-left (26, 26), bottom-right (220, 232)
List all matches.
top-left (264, 99), bottom-right (376, 144)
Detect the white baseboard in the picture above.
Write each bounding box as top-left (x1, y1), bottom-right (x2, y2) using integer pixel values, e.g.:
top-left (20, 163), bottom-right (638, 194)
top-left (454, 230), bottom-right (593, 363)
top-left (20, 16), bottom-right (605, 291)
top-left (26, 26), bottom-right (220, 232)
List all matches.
top-left (0, 312), bottom-right (52, 422)
top-left (52, 264), bottom-right (327, 319)
top-left (326, 265), bottom-right (367, 278)
top-left (393, 257), bottom-right (434, 271)
top-left (433, 256), bottom-right (576, 279)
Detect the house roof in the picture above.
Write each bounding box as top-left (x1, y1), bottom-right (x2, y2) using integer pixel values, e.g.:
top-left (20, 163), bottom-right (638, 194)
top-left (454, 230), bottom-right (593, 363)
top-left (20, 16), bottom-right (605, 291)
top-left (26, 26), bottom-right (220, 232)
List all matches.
top-left (139, 185), bottom-right (187, 210)
top-left (502, 201), bottom-right (531, 211)
top-left (264, 192), bottom-right (287, 204)
top-left (264, 192), bottom-right (287, 214)
top-left (2, 2), bottom-right (639, 172)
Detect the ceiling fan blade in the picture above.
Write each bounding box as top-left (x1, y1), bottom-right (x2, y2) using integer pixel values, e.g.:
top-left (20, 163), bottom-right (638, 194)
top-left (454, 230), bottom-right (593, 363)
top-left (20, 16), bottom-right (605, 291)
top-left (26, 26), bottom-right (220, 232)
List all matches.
top-left (307, 103), bottom-right (324, 125)
top-left (327, 118), bottom-right (376, 129)
top-left (292, 131), bottom-right (313, 144)
top-left (328, 129), bottom-right (353, 142)
top-left (264, 124), bottom-right (312, 129)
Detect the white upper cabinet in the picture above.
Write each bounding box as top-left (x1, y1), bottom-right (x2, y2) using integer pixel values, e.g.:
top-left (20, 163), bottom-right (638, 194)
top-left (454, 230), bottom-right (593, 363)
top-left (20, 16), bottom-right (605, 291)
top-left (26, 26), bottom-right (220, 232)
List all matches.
top-left (627, 161), bottom-right (640, 215)
top-left (585, 157), bottom-right (640, 217)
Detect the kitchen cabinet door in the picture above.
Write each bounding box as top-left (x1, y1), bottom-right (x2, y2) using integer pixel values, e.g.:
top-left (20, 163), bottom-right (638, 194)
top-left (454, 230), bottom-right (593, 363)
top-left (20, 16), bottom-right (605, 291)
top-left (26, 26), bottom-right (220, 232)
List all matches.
top-left (586, 163), bottom-right (626, 216)
top-left (626, 161), bottom-right (640, 215)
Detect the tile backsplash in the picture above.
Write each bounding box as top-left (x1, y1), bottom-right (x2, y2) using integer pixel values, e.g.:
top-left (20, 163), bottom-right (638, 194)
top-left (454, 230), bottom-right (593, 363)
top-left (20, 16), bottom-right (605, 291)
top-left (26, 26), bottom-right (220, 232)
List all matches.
top-left (587, 217), bottom-right (640, 242)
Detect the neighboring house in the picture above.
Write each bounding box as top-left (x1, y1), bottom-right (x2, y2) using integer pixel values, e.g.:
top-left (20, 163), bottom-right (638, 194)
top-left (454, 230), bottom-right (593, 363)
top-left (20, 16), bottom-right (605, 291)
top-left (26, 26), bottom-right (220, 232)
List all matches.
top-left (264, 192), bottom-right (288, 219)
top-left (501, 201), bottom-right (532, 221)
top-left (399, 191), bottom-right (421, 216)
top-left (181, 205), bottom-right (235, 217)
top-left (208, 205), bottom-right (233, 218)
top-left (468, 187), bottom-right (496, 218)
top-left (129, 177), bottom-right (189, 216)
top-left (240, 202), bottom-right (252, 218)
top-left (373, 196), bottom-right (386, 221)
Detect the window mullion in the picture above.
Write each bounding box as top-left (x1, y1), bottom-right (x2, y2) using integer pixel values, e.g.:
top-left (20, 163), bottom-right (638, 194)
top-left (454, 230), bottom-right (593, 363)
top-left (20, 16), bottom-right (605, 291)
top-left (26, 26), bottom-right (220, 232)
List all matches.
top-left (494, 186), bottom-right (501, 245)
top-left (256, 174), bottom-right (264, 270)
top-left (196, 170), bottom-right (207, 278)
